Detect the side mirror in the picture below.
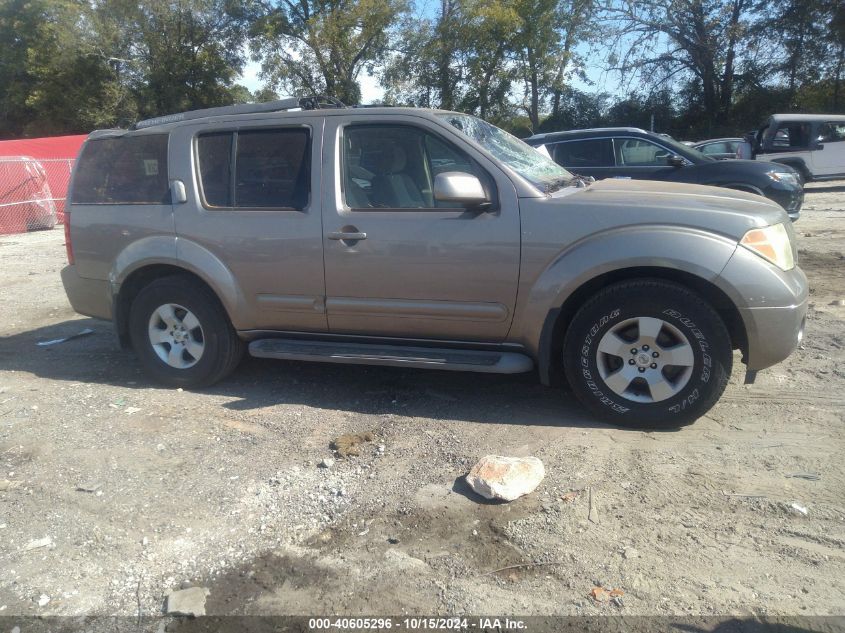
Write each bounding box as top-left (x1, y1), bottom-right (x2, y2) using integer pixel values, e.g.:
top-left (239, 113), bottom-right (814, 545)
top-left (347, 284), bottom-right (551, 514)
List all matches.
top-left (433, 172), bottom-right (489, 208)
top-left (668, 155), bottom-right (686, 168)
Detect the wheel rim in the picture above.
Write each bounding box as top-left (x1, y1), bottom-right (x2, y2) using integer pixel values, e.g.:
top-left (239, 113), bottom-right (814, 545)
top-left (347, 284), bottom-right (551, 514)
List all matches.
top-left (147, 303), bottom-right (205, 369)
top-left (596, 316), bottom-right (695, 403)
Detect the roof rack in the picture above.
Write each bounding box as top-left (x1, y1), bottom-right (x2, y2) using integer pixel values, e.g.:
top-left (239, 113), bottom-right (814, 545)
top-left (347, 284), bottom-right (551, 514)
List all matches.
top-left (132, 95), bottom-right (346, 130)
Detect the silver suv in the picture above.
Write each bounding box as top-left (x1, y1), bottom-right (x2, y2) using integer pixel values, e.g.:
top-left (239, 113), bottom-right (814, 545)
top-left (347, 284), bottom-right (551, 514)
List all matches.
top-left (61, 97), bottom-right (808, 427)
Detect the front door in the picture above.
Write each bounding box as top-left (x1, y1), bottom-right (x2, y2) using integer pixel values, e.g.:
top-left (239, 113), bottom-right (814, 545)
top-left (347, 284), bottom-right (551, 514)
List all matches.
top-left (321, 116), bottom-right (520, 341)
top-left (612, 137), bottom-right (684, 181)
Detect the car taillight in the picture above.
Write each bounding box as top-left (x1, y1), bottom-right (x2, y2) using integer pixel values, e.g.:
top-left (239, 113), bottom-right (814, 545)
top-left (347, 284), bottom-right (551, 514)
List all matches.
top-left (64, 214), bottom-right (74, 264)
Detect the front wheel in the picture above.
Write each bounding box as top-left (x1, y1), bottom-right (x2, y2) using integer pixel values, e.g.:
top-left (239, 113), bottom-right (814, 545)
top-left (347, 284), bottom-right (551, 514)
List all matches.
top-left (128, 276), bottom-right (244, 388)
top-left (563, 279), bottom-right (732, 428)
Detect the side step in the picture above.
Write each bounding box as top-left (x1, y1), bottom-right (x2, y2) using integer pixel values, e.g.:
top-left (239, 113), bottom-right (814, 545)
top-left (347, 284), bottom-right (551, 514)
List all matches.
top-left (248, 339), bottom-right (534, 374)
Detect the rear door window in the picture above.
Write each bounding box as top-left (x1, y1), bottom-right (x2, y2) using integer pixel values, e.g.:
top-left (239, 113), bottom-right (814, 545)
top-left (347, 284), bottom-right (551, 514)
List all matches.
top-left (72, 134), bottom-right (169, 204)
top-left (196, 128), bottom-right (310, 210)
top-left (552, 139), bottom-right (614, 167)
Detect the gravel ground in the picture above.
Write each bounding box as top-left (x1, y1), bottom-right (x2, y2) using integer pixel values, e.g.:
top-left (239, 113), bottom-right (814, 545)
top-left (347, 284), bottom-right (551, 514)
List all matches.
top-left (1, 183), bottom-right (844, 625)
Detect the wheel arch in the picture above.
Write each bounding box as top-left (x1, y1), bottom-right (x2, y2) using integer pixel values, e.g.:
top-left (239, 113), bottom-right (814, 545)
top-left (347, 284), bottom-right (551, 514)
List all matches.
top-left (537, 267), bottom-right (747, 386)
top-left (113, 264), bottom-right (236, 349)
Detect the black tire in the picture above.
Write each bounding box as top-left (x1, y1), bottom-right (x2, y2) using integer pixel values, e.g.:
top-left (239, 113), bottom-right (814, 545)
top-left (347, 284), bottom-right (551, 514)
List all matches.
top-left (562, 279), bottom-right (732, 428)
top-left (128, 275), bottom-right (244, 388)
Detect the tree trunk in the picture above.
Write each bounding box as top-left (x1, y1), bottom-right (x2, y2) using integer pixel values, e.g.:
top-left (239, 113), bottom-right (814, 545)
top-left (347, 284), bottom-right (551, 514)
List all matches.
top-left (527, 46), bottom-right (540, 130)
top-left (437, 0), bottom-right (454, 110)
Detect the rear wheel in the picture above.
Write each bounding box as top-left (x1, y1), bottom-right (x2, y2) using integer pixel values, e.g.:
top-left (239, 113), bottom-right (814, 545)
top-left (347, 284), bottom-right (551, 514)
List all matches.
top-left (129, 276), bottom-right (244, 388)
top-left (562, 279), bottom-right (732, 428)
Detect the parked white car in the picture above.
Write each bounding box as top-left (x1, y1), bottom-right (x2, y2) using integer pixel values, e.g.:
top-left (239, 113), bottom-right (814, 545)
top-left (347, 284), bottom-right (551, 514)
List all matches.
top-left (752, 114), bottom-right (845, 183)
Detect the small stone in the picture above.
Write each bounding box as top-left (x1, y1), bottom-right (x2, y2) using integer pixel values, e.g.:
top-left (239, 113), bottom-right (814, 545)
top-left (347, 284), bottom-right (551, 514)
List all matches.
top-left (37, 594), bottom-right (50, 607)
top-left (75, 481), bottom-right (101, 493)
top-left (24, 536), bottom-right (52, 551)
top-left (319, 457), bottom-right (335, 469)
top-left (142, 537), bottom-right (149, 547)
top-left (387, 537), bottom-right (400, 544)
top-left (623, 547), bottom-right (639, 559)
top-left (829, 299), bottom-right (845, 306)
top-left (377, 444), bottom-right (385, 453)
top-left (465, 455), bottom-right (545, 501)
top-left (165, 586), bottom-right (210, 617)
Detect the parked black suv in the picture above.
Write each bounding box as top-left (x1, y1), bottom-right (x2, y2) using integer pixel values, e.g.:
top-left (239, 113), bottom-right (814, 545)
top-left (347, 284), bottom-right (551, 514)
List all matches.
top-left (525, 128), bottom-right (803, 221)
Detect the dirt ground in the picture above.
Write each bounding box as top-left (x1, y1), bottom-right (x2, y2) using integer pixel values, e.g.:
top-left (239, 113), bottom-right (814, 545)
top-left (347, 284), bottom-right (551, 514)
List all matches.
top-left (1, 183), bottom-right (844, 627)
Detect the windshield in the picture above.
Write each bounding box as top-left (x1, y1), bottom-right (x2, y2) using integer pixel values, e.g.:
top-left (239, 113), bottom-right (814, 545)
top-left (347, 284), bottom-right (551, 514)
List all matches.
top-left (437, 113), bottom-right (573, 191)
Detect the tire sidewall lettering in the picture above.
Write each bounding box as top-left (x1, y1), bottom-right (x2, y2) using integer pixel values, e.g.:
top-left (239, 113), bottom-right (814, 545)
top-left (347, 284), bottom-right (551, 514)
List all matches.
top-left (578, 305), bottom-right (714, 416)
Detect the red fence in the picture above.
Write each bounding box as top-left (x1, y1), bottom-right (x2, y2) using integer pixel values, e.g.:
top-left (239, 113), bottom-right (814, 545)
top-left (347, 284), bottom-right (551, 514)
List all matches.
top-left (0, 135), bottom-right (84, 235)
top-left (0, 157), bottom-right (75, 235)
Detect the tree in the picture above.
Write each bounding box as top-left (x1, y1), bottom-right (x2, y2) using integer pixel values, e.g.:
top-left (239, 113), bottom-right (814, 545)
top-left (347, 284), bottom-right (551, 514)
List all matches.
top-left (604, 0), bottom-right (754, 128)
top-left (0, 0), bottom-right (132, 137)
top-left (511, 0), bottom-right (595, 132)
top-left (251, 0), bottom-right (408, 105)
top-left (103, 0), bottom-right (258, 118)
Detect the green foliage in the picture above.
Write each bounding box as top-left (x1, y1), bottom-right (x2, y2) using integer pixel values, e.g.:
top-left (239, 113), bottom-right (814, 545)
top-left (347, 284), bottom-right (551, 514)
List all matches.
top-left (250, 0), bottom-right (408, 105)
top-left (1, 0), bottom-right (258, 138)
top-left (0, 0), bottom-right (842, 141)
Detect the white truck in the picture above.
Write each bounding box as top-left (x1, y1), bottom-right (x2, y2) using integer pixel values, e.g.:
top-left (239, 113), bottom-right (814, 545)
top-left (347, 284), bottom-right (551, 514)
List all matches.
top-left (751, 113), bottom-right (845, 184)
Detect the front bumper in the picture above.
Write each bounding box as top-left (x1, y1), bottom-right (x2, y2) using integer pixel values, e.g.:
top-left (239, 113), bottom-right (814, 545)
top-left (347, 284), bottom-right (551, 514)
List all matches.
top-left (766, 184), bottom-right (803, 222)
top-left (717, 247), bottom-right (808, 371)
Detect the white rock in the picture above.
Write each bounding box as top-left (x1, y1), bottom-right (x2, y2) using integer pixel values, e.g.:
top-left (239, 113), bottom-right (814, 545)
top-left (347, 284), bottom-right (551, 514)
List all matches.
top-left (319, 457), bottom-right (335, 469)
top-left (165, 586), bottom-right (210, 617)
top-left (465, 455), bottom-right (545, 501)
top-left (37, 594), bottom-right (50, 607)
top-left (24, 536), bottom-right (52, 551)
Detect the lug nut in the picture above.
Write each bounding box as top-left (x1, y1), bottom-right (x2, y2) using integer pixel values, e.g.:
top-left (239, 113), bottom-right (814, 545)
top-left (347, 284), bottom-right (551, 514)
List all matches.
top-left (628, 359), bottom-right (635, 365)
top-left (650, 363), bottom-right (657, 369)
top-left (652, 351), bottom-right (659, 358)
top-left (642, 344), bottom-right (650, 351)
top-left (638, 367), bottom-right (646, 373)
top-left (630, 348), bottom-right (638, 354)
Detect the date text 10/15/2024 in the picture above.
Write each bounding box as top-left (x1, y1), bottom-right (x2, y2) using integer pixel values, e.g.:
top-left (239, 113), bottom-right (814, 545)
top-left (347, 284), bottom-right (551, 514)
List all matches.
top-left (308, 617), bottom-right (528, 630)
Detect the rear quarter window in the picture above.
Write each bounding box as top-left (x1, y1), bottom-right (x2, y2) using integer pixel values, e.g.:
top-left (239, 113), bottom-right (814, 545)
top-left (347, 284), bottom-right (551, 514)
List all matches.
top-left (71, 134), bottom-right (169, 204)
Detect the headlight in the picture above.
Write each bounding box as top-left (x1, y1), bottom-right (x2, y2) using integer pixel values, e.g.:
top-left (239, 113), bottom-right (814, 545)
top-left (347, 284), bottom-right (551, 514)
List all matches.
top-left (740, 223), bottom-right (795, 270)
top-left (767, 170), bottom-right (799, 187)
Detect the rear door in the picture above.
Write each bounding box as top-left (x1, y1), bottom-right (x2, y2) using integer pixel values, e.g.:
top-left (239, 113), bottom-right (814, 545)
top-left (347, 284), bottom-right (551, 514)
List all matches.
top-left (169, 119), bottom-right (327, 332)
top-left (814, 120), bottom-right (845, 177)
top-left (320, 114), bottom-right (520, 341)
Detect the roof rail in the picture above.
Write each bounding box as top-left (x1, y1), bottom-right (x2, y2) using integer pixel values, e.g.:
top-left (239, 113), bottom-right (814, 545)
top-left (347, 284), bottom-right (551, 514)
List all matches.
top-left (132, 95), bottom-right (346, 130)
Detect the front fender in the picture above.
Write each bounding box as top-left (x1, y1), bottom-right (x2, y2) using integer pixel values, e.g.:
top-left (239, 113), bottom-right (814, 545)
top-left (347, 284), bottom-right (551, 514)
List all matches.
top-left (110, 235), bottom-right (249, 329)
top-left (512, 225), bottom-right (739, 359)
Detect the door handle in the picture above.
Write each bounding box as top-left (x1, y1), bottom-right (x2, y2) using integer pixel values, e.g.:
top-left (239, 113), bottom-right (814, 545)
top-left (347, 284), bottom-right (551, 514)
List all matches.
top-left (328, 231), bottom-right (367, 241)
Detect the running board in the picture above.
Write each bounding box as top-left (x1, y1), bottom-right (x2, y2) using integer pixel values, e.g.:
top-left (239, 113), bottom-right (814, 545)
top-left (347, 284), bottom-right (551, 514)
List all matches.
top-left (248, 339), bottom-right (534, 374)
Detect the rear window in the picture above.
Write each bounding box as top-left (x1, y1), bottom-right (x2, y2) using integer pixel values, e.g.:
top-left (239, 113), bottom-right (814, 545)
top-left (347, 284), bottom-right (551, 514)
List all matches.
top-left (72, 135), bottom-right (169, 204)
top-left (196, 128), bottom-right (310, 210)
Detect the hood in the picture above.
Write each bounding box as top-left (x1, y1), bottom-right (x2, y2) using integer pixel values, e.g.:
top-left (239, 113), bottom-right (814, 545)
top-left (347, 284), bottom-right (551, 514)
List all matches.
top-left (566, 178), bottom-right (789, 241)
